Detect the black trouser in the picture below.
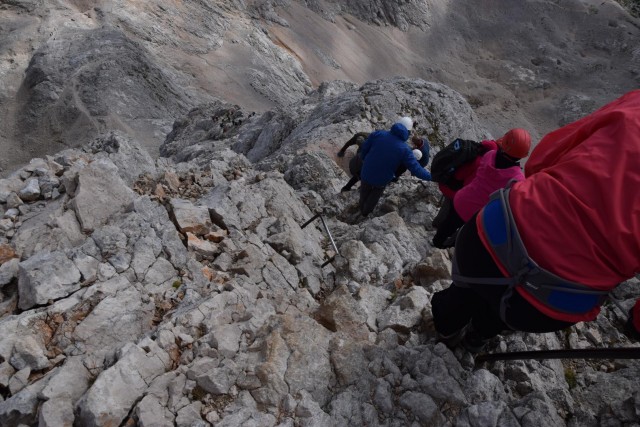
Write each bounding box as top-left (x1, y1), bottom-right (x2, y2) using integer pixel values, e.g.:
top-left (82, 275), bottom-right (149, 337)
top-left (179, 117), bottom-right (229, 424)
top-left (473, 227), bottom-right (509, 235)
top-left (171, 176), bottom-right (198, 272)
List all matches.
top-left (342, 176), bottom-right (359, 191)
top-left (343, 156), bottom-right (363, 191)
top-left (431, 214), bottom-right (574, 340)
top-left (431, 196), bottom-right (453, 229)
top-left (359, 180), bottom-right (385, 216)
top-left (432, 203), bottom-right (464, 248)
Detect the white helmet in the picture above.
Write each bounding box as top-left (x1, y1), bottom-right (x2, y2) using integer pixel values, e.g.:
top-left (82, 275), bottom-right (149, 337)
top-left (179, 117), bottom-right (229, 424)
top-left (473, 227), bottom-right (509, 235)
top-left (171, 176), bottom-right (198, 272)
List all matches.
top-left (412, 149), bottom-right (423, 161)
top-left (398, 116), bottom-right (413, 131)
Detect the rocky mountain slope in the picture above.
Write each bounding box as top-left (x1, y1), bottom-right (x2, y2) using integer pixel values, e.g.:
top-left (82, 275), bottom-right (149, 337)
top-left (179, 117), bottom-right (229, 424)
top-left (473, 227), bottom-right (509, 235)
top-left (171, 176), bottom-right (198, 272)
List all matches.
top-left (0, 77), bottom-right (638, 426)
top-left (1, 0), bottom-right (639, 425)
top-left (1, 0), bottom-right (639, 175)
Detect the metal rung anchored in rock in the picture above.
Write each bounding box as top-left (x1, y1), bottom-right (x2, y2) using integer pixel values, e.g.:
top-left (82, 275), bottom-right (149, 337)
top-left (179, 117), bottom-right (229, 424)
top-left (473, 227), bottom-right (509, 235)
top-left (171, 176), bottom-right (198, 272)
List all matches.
top-left (301, 211), bottom-right (340, 267)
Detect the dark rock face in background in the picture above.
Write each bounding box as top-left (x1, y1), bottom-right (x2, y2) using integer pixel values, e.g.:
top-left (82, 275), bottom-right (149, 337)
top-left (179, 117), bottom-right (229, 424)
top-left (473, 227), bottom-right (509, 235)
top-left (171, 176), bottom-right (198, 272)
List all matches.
top-left (16, 28), bottom-right (191, 159)
top-left (159, 77), bottom-right (486, 171)
top-left (1, 0), bottom-right (639, 175)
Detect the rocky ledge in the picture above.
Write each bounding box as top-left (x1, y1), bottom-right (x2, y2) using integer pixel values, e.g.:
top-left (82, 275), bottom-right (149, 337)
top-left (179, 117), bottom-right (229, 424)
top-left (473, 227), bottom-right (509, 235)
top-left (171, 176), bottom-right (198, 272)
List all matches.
top-left (0, 78), bottom-right (638, 426)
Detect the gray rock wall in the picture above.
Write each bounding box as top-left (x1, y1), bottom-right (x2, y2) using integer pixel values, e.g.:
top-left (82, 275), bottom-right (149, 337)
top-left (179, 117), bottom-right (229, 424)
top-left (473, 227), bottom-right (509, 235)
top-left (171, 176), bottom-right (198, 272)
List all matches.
top-left (16, 28), bottom-right (192, 159)
top-left (2, 0), bottom-right (639, 178)
top-left (0, 78), bottom-right (638, 426)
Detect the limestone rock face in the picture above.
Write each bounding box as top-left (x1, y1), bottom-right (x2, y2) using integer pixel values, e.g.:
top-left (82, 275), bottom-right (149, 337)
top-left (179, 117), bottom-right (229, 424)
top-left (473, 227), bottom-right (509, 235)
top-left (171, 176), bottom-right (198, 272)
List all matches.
top-left (70, 158), bottom-right (135, 232)
top-left (0, 77), bottom-right (638, 427)
top-left (16, 28), bottom-right (192, 160)
top-left (2, 0), bottom-right (640, 423)
top-left (75, 343), bottom-right (170, 427)
top-left (18, 251), bottom-right (82, 310)
top-left (161, 77), bottom-right (488, 189)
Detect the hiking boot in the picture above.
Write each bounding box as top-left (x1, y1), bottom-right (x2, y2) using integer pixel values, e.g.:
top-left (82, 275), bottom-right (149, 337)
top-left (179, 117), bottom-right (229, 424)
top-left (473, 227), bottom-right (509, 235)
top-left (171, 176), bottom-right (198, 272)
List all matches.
top-left (342, 203), bottom-right (359, 216)
top-left (442, 231), bottom-right (458, 248)
top-left (436, 324), bottom-right (468, 350)
top-left (347, 212), bottom-right (363, 224)
top-left (461, 326), bottom-right (490, 354)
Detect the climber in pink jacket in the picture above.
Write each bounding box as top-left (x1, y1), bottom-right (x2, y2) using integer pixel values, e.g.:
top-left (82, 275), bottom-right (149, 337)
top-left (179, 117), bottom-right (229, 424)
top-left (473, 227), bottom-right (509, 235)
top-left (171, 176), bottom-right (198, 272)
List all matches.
top-left (431, 129), bottom-right (531, 248)
top-left (431, 139), bottom-right (497, 229)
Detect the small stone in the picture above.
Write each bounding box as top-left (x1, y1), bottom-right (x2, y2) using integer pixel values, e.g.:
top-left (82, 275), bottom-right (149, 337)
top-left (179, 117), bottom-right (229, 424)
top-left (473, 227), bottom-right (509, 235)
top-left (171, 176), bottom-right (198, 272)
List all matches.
top-left (9, 367), bottom-right (31, 394)
top-left (163, 171), bottom-right (181, 192)
top-left (3, 208), bottom-right (19, 220)
top-left (204, 229), bottom-right (227, 243)
top-left (19, 178), bottom-right (41, 202)
top-left (154, 183), bottom-right (166, 200)
top-left (0, 244), bottom-right (16, 264)
top-left (205, 411), bottom-right (219, 423)
top-left (187, 233), bottom-right (220, 259)
top-left (0, 218), bottom-right (13, 232)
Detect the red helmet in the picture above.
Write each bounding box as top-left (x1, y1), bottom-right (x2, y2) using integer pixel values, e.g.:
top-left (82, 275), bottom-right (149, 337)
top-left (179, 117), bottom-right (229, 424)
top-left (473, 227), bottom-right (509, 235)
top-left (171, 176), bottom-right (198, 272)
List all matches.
top-left (497, 128), bottom-right (531, 159)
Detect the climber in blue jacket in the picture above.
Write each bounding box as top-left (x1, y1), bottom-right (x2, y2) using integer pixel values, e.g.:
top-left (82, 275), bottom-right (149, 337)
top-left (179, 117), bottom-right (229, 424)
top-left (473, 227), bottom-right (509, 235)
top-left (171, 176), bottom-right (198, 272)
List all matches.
top-left (359, 117), bottom-right (432, 216)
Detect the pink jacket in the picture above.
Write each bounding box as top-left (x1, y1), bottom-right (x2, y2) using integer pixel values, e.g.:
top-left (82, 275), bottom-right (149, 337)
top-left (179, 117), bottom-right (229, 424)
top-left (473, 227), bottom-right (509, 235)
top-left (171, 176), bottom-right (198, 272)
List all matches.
top-left (454, 150), bottom-right (524, 221)
top-left (438, 140), bottom-right (499, 199)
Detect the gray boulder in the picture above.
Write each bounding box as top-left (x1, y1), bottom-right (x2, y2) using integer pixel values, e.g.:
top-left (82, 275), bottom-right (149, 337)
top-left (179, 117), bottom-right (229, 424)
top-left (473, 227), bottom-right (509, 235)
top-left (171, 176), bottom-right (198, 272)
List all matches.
top-left (9, 335), bottom-right (49, 371)
top-left (0, 258), bottom-right (19, 287)
top-left (38, 399), bottom-right (75, 427)
top-left (70, 158), bottom-right (135, 232)
top-left (170, 198), bottom-right (212, 235)
top-left (18, 178), bottom-right (40, 202)
top-left (135, 394), bottom-right (175, 427)
top-left (10, 199), bottom-right (83, 259)
top-left (75, 342), bottom-right (169, 427)
top-left (71, 288), bottom-right (155, 360)
top-left (18, 251), bottom-right (81, 309)
top-left (376, 286), bottom-right (430, 332)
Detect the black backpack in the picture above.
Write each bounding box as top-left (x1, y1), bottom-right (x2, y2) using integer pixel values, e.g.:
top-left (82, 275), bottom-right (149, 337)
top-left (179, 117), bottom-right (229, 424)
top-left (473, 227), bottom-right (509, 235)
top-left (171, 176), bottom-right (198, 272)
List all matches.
top-left (430, 138), bottom-right (485, 189)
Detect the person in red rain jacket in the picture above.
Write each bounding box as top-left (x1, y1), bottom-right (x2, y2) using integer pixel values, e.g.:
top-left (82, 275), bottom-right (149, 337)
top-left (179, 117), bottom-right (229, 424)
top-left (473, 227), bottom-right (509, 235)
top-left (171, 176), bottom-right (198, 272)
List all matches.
top-left (431, 90), bottom-right (640, 353)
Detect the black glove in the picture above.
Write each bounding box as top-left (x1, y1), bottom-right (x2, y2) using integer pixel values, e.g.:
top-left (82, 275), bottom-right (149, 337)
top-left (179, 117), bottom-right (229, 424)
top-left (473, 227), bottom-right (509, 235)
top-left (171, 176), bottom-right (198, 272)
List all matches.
top-left (431, 238), bottom-right (447, 250)
top-left (623, 301), bottom-right (640, 341)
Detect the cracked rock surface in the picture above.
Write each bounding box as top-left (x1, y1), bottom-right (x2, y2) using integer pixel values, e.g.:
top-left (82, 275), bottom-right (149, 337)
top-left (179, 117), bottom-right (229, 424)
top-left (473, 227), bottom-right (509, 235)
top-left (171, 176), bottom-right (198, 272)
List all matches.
top-left (0, 77), bottom-right (638, 426)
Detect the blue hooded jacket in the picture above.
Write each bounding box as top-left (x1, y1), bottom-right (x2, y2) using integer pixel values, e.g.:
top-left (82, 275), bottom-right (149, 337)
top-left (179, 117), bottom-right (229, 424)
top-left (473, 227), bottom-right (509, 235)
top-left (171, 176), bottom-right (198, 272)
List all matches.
top-left (360, 123), bottom-right (432, 186)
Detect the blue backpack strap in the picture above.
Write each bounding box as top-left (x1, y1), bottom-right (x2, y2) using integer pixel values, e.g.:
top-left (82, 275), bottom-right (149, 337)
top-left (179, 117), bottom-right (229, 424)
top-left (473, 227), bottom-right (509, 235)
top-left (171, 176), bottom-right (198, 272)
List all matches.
top-left (453, 186), bottom-right (610, 319)
top-left (452, 187), bottom-right (522, 288)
